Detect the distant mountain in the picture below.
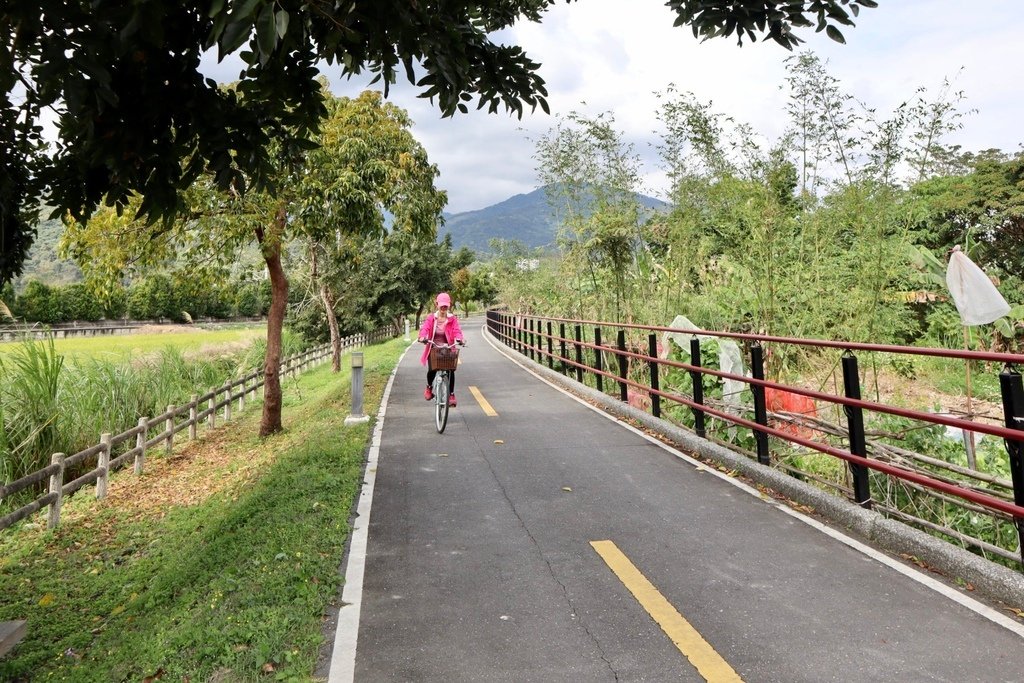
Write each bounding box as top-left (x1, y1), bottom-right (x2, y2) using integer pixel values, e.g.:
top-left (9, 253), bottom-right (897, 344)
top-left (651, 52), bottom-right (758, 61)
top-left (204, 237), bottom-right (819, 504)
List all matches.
top-left (13, 212), bottom-right (83, 288)
top-left (439, 185), bottom-right (669, 255)
top-left (12, 186), bottom-right (667, 288)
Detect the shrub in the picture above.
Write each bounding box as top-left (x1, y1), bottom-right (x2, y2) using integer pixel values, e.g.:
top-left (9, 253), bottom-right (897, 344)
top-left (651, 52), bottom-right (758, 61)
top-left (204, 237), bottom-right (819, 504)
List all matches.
top-left (127, 274), bottom-right (181, 321)
top-left (58, 283), bottom-right (104, 322)
top-left (234, 282), bottom-right (263, 317)
top-left (16, 280), bottom-right (61, 324)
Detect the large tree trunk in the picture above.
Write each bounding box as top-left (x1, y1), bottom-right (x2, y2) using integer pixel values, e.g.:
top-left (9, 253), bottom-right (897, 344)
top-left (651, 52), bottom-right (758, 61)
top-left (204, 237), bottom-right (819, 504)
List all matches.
top-left (258, 214), bottom-right (288, 437)
top-left (321, 283), bottom-right (342, 372)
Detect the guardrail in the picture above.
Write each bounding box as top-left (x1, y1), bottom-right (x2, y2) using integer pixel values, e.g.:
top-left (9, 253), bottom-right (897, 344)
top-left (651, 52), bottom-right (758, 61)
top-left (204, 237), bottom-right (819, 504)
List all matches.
top-left (0, 325), bottom-right (397, 534)
top-left (486, 310), bottom-right (1024, 570)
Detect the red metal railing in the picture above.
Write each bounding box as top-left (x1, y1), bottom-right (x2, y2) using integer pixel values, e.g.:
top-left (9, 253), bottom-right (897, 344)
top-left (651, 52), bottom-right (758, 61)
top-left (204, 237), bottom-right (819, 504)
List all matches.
top-left (486, 310), bottom-right (1024, 568)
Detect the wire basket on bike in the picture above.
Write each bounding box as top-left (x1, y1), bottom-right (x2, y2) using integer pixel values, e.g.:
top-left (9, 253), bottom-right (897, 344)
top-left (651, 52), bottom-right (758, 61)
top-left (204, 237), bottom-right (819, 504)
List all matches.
top-left (429, 346), bottom-right (460, 371)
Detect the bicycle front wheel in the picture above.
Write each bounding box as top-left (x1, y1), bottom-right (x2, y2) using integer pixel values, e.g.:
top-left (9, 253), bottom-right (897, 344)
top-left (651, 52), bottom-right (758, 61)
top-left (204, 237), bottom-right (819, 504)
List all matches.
top-left (434, 374), bottom-right (449, 433)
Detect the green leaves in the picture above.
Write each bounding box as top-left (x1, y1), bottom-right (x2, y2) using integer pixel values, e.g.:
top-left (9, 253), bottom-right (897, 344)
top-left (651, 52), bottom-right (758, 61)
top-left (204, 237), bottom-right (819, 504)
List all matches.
top-left (1, 0), bottom-right (878, 290)
top-left (275, 8), bottom-right (290, 39)
top-left (256, 5), bottom-right (278, 61)
top-left (664, 0), bottom-right (877, 49)
top-left (824, 24), bottom-right (846, 44)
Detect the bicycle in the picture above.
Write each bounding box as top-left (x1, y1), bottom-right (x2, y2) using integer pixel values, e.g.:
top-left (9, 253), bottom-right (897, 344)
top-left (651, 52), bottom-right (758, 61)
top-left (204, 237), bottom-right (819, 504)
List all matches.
top-left (424, 340), bottom-right (462, 433)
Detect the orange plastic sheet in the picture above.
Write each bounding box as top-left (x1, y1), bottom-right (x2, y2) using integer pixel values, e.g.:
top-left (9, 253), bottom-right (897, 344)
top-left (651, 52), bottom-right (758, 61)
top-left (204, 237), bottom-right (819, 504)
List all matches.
top-left (765, 387), bottom-right (818, 439)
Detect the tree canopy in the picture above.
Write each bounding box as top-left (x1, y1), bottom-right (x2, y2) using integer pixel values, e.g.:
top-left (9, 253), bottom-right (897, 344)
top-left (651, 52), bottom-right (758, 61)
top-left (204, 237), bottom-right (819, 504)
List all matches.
top-left (1, 0), bottom-right (877, 285)
top-left (60, 87), bottom-right (445, 435)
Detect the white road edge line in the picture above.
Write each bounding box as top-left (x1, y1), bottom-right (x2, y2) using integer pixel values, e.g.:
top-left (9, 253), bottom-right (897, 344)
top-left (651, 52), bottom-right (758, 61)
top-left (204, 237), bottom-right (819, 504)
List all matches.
top-left (482, 326), bottom-right (1024, 639)
top-left (328, 343), bottom-right (413, 682)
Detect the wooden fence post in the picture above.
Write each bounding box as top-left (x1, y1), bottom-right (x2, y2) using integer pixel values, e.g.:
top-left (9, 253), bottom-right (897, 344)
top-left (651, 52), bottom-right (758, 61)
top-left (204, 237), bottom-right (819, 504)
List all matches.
top-left (189, 395), bottom-right (198, 440)
top-left (97, 433), bottom-right (111, 499)
top-left (223, 384), bottom-right (231, 422)
top-left (208, 389), bottom-right (216, 429)
top-left (238, 377), bottom-right (245, 412)
top-left (47, 453), bottom-right (65, 529)
top-left (135, 416), bottom-right (148, 475)
top-left (165, 405), bottom-right (175, 455)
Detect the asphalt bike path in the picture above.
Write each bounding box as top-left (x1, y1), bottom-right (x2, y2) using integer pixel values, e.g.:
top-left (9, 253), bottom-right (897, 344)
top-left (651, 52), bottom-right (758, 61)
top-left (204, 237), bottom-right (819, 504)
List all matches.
top-left (330, 316), bottom-right (1024, 682)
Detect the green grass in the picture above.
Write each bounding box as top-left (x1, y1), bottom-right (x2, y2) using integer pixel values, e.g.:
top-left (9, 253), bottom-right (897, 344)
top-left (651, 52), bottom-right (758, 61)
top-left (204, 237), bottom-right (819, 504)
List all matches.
top-left (0, 337), bottom-right (406, 682)
top-left (0, 325), bottom-right (266, 361)
top-left (0, 337), bottom-right (271, 491)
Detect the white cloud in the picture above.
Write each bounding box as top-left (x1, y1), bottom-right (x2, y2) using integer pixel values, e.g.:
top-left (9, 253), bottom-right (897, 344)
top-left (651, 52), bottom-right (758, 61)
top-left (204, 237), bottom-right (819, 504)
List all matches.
top-left (220, 1), bottom-right (1024, 213)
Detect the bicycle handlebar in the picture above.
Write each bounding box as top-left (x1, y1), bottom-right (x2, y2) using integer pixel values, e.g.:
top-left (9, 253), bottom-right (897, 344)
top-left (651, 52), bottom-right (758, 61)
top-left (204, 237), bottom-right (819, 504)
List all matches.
top-left (421, 339), bottom-right (464, 348)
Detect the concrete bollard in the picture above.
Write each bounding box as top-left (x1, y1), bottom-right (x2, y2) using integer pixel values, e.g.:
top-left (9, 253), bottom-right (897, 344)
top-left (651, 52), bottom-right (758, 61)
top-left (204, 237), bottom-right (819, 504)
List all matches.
top-left (345, 352), bottom-right (370, 425)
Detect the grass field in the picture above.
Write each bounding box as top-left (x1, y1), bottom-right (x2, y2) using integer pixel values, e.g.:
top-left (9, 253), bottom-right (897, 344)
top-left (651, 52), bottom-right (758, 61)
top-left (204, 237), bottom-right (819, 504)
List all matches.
top-left (0, 336), bottom-right (406, 681)
top-left (0, 324), bottom-right (267, 361)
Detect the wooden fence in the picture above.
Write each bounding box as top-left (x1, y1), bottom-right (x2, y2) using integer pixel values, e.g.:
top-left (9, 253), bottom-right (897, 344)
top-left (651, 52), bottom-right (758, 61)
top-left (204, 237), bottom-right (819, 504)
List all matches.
top-left (0, 325), bottom-right (397, 534)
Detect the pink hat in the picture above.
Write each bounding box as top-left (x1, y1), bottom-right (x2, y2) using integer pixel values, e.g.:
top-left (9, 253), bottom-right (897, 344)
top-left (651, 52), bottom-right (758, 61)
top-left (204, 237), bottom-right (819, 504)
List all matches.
top-left (436, 292), bottom-right (451, 307)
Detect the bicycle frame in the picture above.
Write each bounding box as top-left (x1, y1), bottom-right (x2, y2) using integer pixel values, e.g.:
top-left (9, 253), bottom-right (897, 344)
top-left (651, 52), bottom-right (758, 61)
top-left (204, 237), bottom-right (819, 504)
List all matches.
top-left (425, 341), bottom-right (461, 433)
top-left (433, 368), bottom-right (452, 433)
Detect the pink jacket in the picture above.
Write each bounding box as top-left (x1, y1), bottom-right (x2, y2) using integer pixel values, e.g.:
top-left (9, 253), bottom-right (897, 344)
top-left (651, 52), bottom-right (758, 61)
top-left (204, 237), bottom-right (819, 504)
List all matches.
top-left (418, 313), bottom-right (464, 365)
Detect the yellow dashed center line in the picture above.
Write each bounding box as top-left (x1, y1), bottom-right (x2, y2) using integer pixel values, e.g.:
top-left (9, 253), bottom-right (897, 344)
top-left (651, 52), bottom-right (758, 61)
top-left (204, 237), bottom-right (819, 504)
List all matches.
top-left (590, 540), bottom-right (744, 683)
top-left (467, 386), bottom-right (498, 416)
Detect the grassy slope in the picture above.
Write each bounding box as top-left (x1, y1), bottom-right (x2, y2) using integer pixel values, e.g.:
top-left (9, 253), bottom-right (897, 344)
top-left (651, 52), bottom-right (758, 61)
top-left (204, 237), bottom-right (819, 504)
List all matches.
top-left (0, 337), bottom-right (406, 682)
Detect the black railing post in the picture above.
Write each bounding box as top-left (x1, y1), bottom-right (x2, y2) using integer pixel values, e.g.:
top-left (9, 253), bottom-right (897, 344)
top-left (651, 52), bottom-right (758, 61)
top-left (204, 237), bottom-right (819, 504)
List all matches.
top-left (617, 330), bottom-right (628, 402)
top-left (559, 323), bottom-right (567, 375)
top-left (547, 322), bottom-right (554, 369)
top-left (594, 327), bottom-right (604, 393)
top-left (999, 366), bottom-right (1024, 567)
top-left (648, 334), bottom-right (661, 418)
top-left (574, 326), bottom-right (584, 383)
top-left (750, 343), bottom-right (770, 465)
top-left (842, 352), bottom-right (873, 509)
top-left (528, 318), bottom-right (535, 361)
top-left (690, 337), bottom-right (706, 438)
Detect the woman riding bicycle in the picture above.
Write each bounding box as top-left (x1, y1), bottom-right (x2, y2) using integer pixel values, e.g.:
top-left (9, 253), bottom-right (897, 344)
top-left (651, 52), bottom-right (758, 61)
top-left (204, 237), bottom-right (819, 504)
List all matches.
top-left (418, 292), bottom-right (465, 406)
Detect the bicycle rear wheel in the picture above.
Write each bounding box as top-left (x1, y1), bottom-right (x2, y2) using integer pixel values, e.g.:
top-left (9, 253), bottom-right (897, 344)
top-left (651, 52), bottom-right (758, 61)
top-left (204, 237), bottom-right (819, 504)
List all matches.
top-left (434, 374), bottom-right (449, 433)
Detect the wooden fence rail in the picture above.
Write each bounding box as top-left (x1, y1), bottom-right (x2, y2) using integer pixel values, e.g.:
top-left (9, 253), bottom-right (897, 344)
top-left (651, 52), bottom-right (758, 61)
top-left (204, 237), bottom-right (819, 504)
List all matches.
top-left (0, 327), bottom-right (395, 534)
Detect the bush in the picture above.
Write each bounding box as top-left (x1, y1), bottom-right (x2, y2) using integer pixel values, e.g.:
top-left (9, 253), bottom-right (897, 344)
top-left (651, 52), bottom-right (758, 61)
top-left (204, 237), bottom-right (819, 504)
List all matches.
top-left (58, 283), bottom-right (104, 322)
top-left (234, 282), bottom-right (263, 317)
top-left (178, 279), bottom-right (233, 320)
top-left (103, 284), bottom-right (129, 319)
top-left (16, 280), bottom-right (61, 324)
top-left (127, 274), bottom-right (181, 321)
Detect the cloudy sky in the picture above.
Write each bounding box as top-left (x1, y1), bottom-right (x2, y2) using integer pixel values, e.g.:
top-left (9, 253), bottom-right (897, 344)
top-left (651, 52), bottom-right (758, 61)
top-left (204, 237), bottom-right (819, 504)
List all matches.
top-left (224, 1), bottom-right (1024, 214)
